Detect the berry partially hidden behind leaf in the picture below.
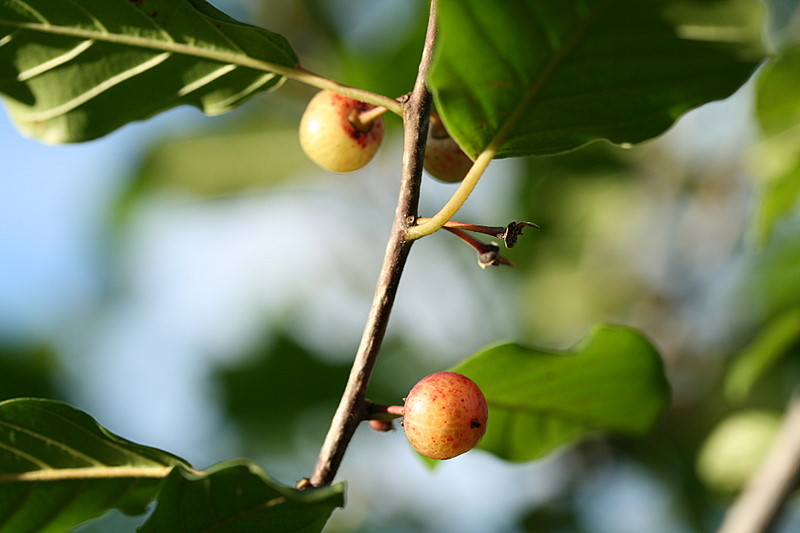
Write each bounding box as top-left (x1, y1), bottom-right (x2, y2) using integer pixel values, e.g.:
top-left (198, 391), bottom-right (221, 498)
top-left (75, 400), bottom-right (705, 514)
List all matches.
top-left (423, 114), bottom-right (474, 183)
top-left (299, 90), bottom-right (385, 173)
top-left (402, 371), bottom-right (488, 460)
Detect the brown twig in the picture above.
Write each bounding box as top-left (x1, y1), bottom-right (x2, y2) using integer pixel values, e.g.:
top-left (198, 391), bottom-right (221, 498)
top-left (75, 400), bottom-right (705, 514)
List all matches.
top-left (308, 0), bottom-right (438, 488)
top-left (442, 227), bottom-right (514, 268)
top-left (417, 218), bottom-right (540, 248)
top-left (717, 390), bottom-right (800, 533)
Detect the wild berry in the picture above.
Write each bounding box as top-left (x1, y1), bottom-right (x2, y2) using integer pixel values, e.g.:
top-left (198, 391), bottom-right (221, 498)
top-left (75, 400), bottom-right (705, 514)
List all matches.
top-left (299, 90), bottom-right (385, 173)
top-left (402, 371), bottom-right (488, 460)
top-left (423, 114), bottom-right (473, 183)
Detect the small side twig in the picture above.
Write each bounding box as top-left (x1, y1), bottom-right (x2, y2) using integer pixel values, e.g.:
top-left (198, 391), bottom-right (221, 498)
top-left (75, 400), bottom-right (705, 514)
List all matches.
top-left (443, 227), bottom-right (513, 268)
top-left (418, 218), bottom-right (540, 248)
top-left (717, 390), bottom-right (800, 533)
top-left (365, 402), bottom-right (405, 421)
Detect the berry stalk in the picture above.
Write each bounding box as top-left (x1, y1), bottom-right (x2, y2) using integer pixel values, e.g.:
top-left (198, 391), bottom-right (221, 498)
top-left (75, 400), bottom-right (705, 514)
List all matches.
top-left (290, 66), bottom-right (403, 116)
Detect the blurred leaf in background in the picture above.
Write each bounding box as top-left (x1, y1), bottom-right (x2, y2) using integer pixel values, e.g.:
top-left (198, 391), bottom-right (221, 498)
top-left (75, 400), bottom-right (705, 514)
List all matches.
top-left (216, 332), bottom-right (351, 460)
top-left (0, 344), bottom-right (59, 401)
top-left (750, 42), bottom-right (800, 245)
top-left (454, 325), bottom-right (669, 462)
top-left (725, 308), bottom-right (800, 403)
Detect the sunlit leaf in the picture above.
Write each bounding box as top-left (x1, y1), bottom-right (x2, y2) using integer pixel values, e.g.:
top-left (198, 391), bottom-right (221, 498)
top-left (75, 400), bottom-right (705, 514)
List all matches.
top-left (451, 324), bottom-right (670, 462)
top-left (139, 460), bottom-right (344, 533)
top-left (430, 0), bottom-right (762, 158)
top-left (0, 0), bottom-right (298, 143)
top-left (750, 43), bottom-right (800, 245)
top-left (0, 398), bottom-right (187, 533)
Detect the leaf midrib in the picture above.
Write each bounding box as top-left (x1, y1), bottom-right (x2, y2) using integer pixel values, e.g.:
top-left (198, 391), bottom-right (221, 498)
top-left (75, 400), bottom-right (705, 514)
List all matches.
top-left (0, 466), bottom-right (174, 483)
top-left (488, 395), bottom-right (653, 434)
top-left (481, 0), bottom-right (615, 154)
top-left (0, 18), bottom-right (298, 76)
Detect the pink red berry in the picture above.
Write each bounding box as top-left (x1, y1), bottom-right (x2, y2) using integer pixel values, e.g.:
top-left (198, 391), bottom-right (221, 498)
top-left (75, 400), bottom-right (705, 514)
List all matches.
top-left (402, 371), bottom-right (488, 460)
top-left (423, 115), bottom-right (473, 183)
top-left (299, 90), bottom-right (385, 173)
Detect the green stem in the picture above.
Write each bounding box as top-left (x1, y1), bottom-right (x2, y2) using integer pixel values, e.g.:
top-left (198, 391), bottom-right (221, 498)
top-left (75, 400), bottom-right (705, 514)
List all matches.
top-left (405, 145), bottom-right (498, 240)
top-left (355, 105), bottom-right (393, 129)
top-left (291, 66), bottom-right (404, 115)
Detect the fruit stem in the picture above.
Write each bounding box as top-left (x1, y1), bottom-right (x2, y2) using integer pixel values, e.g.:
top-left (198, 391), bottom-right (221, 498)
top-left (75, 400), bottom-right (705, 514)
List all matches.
top-left (365, 402), bottom-right (405, 421)
top-left (355, 106), bottom-right (391, 130)
top-left (290, 66), bottom-right (404, 116)
top-left (308, 0), bottom-right (438, 488)
top-left (348, 106), bottom-right (389, 133)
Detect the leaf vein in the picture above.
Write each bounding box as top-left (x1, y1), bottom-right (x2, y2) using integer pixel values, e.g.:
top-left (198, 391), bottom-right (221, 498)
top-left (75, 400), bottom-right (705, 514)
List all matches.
top-left (177, 63), bottom-right (237, 97)
top-left (0, 19), bottom-right (296, 78)
top-left (0, 419), bottom-right (101, 467)
top-left (0, 440), bottom-right (51, 469)
top-left (198, 10), bottom-right (245, 55)
top-left (8, 0), bottom-right (47, 24)
top-left (460, 3), bottom-right (525, 87)
top-left (488, 0), bottom-right (616, 152)
top-left (16, 38), bottom-right (94, 81)
top-left (488, 398), bottom-right (643, 434)
top-left (33, 477), bottom-right (90, 531)
top-left (213, 71), bottom-right (279, 110)
top-left (28, 51), bottom-right (172, 122)
top-left (22, 402), bottom-right (180, 466)
top-left (64, 0), bottom-right (108, 33)
top-left (202, 496), bottom-right (289, 533)
top-left (123, 0), bottom-right (176, 43)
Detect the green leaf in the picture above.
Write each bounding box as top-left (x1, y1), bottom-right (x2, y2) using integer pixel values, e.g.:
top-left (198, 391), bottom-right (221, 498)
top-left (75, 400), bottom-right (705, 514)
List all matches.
top-left (0, 0), bottom-right (298, 143)
top-left (123, 125), bottom-right (307, 198)
top-left (216, 332), bottom-right (351, 457)
top-left (0, 398), bottom-right (187, 533)
top-left (430, 0), bottom-right (762, 159)
top-left (725, 308), bottom-right (800, 402)
top-left (139, 460), bottom-right (344, 533)
top-left (451, 324), bottom-right (670, 462)
top-left (750, 43), bottom-right (800, 245)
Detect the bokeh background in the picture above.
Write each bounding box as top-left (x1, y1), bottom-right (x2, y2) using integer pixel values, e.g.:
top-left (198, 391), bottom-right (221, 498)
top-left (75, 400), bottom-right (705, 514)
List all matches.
top-left (2, 0), bottom-right (800, 531)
